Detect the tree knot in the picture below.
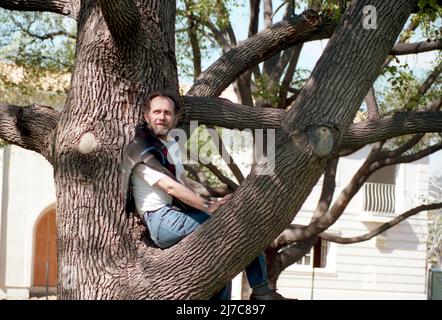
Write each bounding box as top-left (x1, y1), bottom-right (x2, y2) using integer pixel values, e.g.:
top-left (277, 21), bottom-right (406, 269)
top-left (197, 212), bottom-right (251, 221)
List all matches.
top-left (302, 10), bottom-right (322, 26)
top-left (78, 132), bottom-right (98, 154)
top-left (307, 126), bottom-right (335, 158)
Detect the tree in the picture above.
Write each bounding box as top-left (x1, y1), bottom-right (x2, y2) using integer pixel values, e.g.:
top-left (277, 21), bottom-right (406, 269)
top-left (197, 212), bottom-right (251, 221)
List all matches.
top-left (0, 0), bottom-right (441, 299)
top-left (175, 0), bottom-right (442, 290)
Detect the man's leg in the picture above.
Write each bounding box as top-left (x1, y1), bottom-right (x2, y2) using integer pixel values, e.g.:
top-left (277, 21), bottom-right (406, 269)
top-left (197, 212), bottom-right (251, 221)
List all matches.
top-left (145, 206), bottom-right (231, 299)
top-left (245, 254), bottom-right (292, 300)
top-left (245, 254), bottom-right (269, 288)
top-left (145, 206), bottom-right (210, 249)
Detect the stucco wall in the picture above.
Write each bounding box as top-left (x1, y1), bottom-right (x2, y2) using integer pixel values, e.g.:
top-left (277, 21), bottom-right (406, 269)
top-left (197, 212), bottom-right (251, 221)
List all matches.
top-left (0, 145), bottom-right (55, 298)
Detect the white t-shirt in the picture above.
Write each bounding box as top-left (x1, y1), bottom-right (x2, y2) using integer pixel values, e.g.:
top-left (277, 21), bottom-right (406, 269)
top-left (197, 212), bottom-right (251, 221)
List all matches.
top-left (131, 139), bottom-right (185, 215)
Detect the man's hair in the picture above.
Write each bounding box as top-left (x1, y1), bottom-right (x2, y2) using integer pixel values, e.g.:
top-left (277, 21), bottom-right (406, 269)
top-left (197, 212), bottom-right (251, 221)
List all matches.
top-left (144, 90), bottom-right (181, 114)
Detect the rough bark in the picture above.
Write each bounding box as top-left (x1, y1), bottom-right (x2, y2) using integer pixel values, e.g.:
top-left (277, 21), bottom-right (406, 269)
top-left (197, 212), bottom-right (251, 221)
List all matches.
top-left (364, 87), bottom-right (380, 120)
top-left (0, 0), bottom-right (79, 18)
top-left (182, 96), bottom-right (442, 149)
top-left (0, 0), bottom-right (423, 300)
top-left (0, 103), bottom-right (60, 161)
top-left (160, 0), bottom-right (415, 299)
top-left (52, 0), bottom-right (180, 299)
top-left (390, 39), bottom-right (442, 55)
top-left (248, 0), bottom-right (260, 37)
top-left (98, 0), bottom-right (140, 42)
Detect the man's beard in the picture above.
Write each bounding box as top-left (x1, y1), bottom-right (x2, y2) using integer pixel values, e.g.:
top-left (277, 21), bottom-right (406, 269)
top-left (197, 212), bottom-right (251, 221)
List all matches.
top-left (152, 125), bottom-right (170, 138)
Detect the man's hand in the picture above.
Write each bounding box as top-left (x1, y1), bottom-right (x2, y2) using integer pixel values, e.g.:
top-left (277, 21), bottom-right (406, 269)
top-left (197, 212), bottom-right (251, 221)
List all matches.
top-left (206, 194), bottom-right (232, 214)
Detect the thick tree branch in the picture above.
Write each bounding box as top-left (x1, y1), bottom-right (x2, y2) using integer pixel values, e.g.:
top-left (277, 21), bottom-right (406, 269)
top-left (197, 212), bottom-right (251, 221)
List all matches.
top-left (188, 9), bottom-right (425, 99)
top-left (0, 0), bottom-right (78, 18)
top-left (187, 10), bottom-right (336, 97)
top-left (152, 0), bottom-right (416, 299)
top-left (98, 0), bottom-right (140, 43)
top-left (183, 96), bottom-right (442, 151)
top-left (390, 39), bottom-right (442, 55)
top-left (341, 111), bottom-right (442, 150)
top-left (0, 103), bottom-right (60, 162)
top-left (182, 96), bottom-right (284, 129)
top-left (320, 203), bottom-right (442, 244)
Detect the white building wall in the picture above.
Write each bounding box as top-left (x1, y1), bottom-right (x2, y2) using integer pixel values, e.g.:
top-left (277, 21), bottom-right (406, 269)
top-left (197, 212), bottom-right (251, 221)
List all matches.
top-left (0, 146), bottom-right (5, 299)
top-left (0, 145), bottom-right (55, 298)
top-left (276, 146), bottom-right (429, 300)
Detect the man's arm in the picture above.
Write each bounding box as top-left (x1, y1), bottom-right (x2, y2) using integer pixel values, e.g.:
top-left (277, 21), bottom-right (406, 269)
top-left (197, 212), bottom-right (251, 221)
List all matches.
top-left (155, 176), bottom-right (225, 214)
top-left (178, 171), bottom-right (193, 189)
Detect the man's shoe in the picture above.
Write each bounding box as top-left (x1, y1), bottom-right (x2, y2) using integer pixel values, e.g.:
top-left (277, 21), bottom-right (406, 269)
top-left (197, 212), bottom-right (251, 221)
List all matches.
top-left (250, 289), bottom-right (297, 300)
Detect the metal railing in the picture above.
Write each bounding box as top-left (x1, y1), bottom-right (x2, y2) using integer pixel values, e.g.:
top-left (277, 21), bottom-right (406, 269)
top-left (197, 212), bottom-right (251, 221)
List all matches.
top-left (363, 182), bottom-right (395, 214)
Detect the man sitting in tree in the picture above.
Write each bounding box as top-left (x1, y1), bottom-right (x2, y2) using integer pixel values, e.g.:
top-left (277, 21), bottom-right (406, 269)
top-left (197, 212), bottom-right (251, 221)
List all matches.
top-left (122, 91), bottom-right (289, 300)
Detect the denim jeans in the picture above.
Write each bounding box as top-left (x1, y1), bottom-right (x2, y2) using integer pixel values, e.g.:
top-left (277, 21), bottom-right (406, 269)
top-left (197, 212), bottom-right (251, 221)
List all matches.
top-left (144, 205), bottom-right (269, 298)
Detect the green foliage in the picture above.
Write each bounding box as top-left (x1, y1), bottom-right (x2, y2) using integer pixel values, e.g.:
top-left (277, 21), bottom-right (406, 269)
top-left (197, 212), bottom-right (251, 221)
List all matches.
top-left (252, 75), bottom-right (282, 107)
top-left (0, 9), bottom-right (76, 72)
top-left (316, 0), bottom-right (351, 22)
top-left (383, 62), bottom-right (420, 111)
top-left (0, 9), bottom-right (73, 109)
top-left (416, 0), bottom-right (442, 39)
top-left (175, 0), bottom-right (244, 80)
top-left (378, 57), bottom-right (442, 153)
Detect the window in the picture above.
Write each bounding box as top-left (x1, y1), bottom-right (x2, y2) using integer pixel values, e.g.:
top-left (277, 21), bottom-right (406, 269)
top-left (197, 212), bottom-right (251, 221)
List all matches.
top-left (293, 239), bottom-right (329, 268)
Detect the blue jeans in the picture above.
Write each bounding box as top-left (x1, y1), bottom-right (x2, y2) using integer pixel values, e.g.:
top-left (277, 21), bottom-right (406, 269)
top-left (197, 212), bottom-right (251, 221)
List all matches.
top-left (144, 205), bottom-right (269, 299)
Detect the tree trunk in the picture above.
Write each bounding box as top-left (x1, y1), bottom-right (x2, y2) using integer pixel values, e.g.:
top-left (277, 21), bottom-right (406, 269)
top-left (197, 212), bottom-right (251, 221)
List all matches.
top-left (54, 0), bottom-right (179, 299)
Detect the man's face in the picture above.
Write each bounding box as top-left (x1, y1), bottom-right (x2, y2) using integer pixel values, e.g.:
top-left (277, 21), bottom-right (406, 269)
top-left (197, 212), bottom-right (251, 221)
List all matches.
top-left (144, 96), bottom-right (177, 139)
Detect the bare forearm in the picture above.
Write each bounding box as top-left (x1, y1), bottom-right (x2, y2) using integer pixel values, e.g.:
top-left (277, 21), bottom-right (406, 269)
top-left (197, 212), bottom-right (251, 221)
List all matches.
top-left (156, 177), bottom-right (207, 211)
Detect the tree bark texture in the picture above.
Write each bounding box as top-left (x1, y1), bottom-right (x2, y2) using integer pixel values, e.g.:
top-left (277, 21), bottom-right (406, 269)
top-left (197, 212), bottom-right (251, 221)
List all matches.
top-left (0, 0), bottom-right (420, 299)
top-left (52, 0), bottom-right (180, 299)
